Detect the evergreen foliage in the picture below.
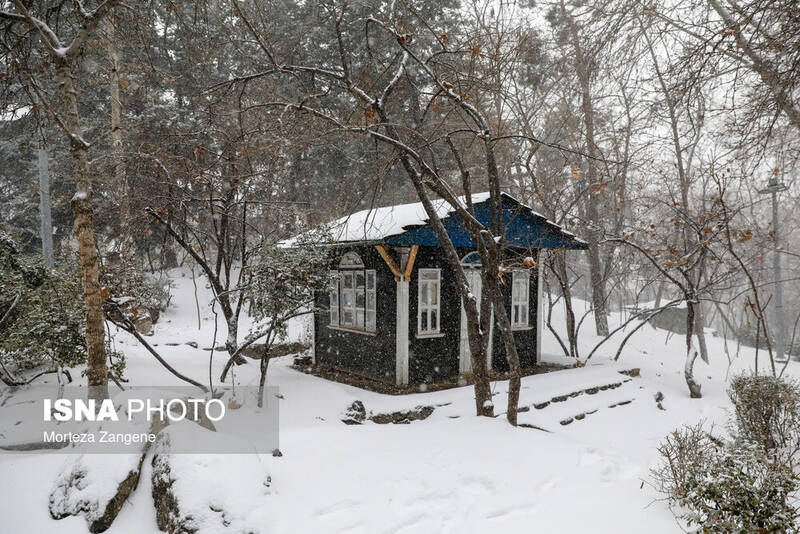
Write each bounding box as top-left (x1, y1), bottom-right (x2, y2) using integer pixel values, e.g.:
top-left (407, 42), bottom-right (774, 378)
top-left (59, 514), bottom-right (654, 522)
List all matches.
top-left (245, 232), bottom-right (332, 340)
top-left (0, 234), bottom-right (85, 380)
top-left (680, 441), bottom-right (798, 533)
top-left (728, 374), bottom-right (800, 468)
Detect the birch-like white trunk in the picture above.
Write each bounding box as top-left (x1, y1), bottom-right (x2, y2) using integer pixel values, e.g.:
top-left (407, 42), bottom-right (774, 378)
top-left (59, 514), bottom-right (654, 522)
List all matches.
top-left (38, 145), bottom-right (54, 267)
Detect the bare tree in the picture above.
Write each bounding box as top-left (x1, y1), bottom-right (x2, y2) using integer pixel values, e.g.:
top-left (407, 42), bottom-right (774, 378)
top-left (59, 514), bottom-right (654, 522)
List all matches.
top-left (1, 0), bottom-right (125, 400)
top-left (220, 0), bottom-right (581, 422)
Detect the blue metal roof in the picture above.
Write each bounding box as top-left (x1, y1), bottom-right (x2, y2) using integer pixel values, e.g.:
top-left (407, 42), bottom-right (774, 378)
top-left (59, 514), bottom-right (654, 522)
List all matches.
top-left (385, 193), bottom-right (586, 250)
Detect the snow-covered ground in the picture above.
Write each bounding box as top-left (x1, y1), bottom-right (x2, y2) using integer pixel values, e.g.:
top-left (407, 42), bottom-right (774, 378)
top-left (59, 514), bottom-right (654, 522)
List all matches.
top-left (0, 268), bottom-right (794, 533)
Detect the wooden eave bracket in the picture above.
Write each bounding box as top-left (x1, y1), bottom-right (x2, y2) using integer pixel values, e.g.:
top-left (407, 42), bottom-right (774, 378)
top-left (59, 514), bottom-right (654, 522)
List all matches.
top-left (403, 245), bottom-right (419, 281)
top-left (375, 244), bottom-right (419, 282)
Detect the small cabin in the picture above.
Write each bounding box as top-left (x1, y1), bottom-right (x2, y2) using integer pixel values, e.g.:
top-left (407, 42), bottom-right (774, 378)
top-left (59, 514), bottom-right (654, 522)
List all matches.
top-left (294, 192), bottom-right (586, 386)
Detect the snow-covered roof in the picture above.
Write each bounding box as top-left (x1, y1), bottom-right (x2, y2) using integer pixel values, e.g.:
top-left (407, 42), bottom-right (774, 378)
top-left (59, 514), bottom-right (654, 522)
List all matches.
top-left (282, 191), bottom-right (587, 249)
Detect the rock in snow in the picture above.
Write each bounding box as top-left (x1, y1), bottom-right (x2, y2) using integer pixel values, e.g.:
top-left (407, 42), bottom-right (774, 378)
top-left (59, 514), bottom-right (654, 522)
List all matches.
top-left (369, 405), bottom-right (434, 424)
top-left (341, 400), bottom-right (366, 425)
top-left (48, 394), bottom-right (159, 532)
top-left (151, 422), bottom-right (271, 534)
top-left (49, 452), bottom-right (148, 533)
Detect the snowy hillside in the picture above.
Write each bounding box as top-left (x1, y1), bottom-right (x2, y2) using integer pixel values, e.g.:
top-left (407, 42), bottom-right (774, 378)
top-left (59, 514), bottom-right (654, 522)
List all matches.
top-left (0, 268), bottom-right (794, 533)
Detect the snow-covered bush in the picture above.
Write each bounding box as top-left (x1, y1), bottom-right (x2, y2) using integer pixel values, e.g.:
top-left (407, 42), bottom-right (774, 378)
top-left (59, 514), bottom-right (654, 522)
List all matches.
top-left (678, 442), bottom-right (797, 533)
top-left (654, 375), bottom-right (800, 533)
top-left (729, 374), bottom-right (800, 467)
top-left (651, 422), bottom-right (721, 501)
top-left (241, 231), bottom-right (332, 404)
top-left (246, 239), bottom-right (331, 335)
top-left (0, 234), bottom-right (86, 381)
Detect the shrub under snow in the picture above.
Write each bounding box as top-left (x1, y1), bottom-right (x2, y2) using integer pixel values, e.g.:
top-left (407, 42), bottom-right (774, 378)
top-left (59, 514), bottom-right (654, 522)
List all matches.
top-left (653, 375), bottom-right (800, 533)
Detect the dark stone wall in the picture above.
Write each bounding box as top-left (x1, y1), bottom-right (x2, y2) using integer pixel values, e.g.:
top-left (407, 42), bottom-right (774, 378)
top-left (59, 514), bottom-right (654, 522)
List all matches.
top-left (407, 246), bottom-right (464, 384)
top-left (313, 245), bottom-right (396, 381)
top-left (406, 247), bottom-right (539, 383)
top-left (314, 245), bottom-right (539, 385)
top-left (490, 253), bottom-right (539, 372)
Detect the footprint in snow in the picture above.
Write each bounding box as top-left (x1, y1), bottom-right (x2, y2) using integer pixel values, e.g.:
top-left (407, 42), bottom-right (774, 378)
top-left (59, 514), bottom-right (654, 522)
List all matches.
top-left (313, 499), bottom-right (362, 518)
top-left (486, 502), bottom-right (538, 521)
top-left (537, 476), bottom-right (557, 494)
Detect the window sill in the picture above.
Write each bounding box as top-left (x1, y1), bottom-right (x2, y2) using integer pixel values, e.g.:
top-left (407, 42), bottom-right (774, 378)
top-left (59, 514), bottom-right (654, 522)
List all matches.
top-left (415, 332), bottom-right (445, 339)
top-left (511, 325), bottom-right (534, 331)
top-left (328, 325), bottom-right (377, 337)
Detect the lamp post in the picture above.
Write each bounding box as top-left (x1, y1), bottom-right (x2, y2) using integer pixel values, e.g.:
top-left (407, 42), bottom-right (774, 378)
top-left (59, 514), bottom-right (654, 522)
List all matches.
top-left (758, 173), bottom-right (789, 362)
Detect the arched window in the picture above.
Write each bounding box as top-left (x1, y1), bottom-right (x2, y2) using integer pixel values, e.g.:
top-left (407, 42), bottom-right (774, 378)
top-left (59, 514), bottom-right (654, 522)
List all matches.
top-left (460, 251), bottom-right (482, 267)
top-left (329, 251), bottom-right (376, 333)
top-left (339, 251), bottom-right (365, 268)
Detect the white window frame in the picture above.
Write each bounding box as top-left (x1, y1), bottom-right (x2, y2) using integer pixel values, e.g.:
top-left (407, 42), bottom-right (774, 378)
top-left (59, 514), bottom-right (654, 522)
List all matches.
top-left (328, 252), bottom-right (376, 335)
top-left (365, 270), bottom-right (376, 332)
top-left (340, 271), bottom-right (357, 327)
top-left (328, 270), bottom-right (339, 326)
top-left (511, 270), bottom-right (530, 329)
top-left (417, 268), bottom-right (441, 336)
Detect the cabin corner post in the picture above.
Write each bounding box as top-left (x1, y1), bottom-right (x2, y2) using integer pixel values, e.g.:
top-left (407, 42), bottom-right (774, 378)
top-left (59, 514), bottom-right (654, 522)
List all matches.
top-left (396, 279), bottom-right (410, 385)
top-left (310, 309), bottom-right (317, 364)
top-left (536, 250), bottom-right (544, 363)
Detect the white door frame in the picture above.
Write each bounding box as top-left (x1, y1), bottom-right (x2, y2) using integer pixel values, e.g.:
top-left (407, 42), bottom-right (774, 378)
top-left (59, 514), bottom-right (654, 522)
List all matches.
top-left (459, 268), bottom-right (493, 374)
top-left (396, 279), bottom-right (409, 385)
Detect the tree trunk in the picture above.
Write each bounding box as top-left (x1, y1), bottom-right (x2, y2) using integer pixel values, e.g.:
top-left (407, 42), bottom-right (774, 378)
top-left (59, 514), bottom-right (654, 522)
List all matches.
top-left (685, 299), bottom-right (702, 398)
top-left (57, 60), bottom-right (108, 400)
top-left (405, 176), bottom-right (493, 417)
top-left (258, 349), bottom-right (270, 408)
top-left (555, 250), bottom-right (578, 357)
top-left (105, 16), bottom-right (132, 255)
top-left (465, 292), bottom-right (493, 417)
top-left (684, 348), bottom-right (702, 398)
top-left (481, 243), bottom-right (521, 426)
top-left (694, 301), bottom-right (709, 364)
top-left (38, 144), bottom-right (54, 268)
top-left (561, 0), bottom-right (609, 337)
top-left (485, 274), bottom-right (521, 426)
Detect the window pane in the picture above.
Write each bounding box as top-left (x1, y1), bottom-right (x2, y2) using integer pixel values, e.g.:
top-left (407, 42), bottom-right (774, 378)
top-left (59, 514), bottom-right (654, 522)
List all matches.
top-left (356, 310), bottom-right (365, 328)
top-left (342, 273), bottom-right (353, 289)
top-left (420, 283), bottom-right (428, 305)
top-left (343, 290), bottom-right (354, 307)
top-left (431, 309), bottom-right (438, 331)
top-left (366, 292), bottom-right (375, 311)
top-left (356, 289), bottom-right (365, 308)
top-left (512, 272), bottom-right (528, 307)
top-left (421, 311), bottom-right (428, 332)
top-left (343, 310), bottom-right (354, 325)
top-left (340, 252), bottom-right (364, 268)
top-left (355, 271), bottom-right (365, 289)
top-left (366, 271), bottom-right (375, 290)
top-left (422, 270), bottom-right (438, 280)
top-left (366, 310), bottom-right (376, 331)
top-left (430, 282), bottom-right (438, 305)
